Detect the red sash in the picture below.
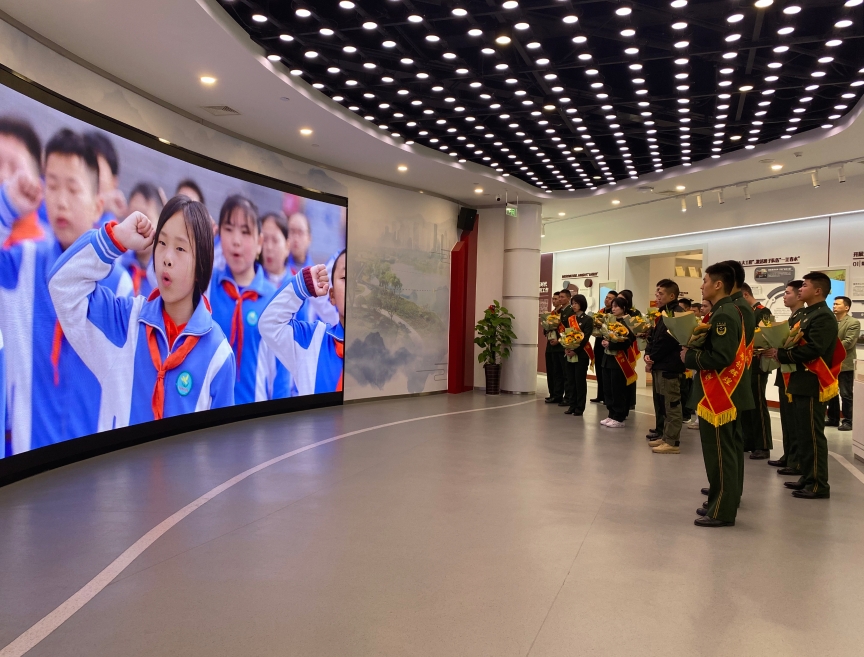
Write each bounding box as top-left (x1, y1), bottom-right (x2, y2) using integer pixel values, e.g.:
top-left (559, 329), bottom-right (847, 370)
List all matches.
top-left (614, 349), bottom-right (638, 385)
top-left (584, 342), bottom-right (595, 368)
top-left (803, 338), bottom-right (845, 402)
top-left (697, 329), bottom-right (748, 427)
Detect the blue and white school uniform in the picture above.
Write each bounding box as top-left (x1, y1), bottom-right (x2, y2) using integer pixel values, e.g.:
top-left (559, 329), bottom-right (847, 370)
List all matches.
top-left (259, 268), bottom-right (344, 395)
top-left (209, 265), bottom-right (291, 405)
top-left (0, 328), bottom-right (6, 457)
top-left (120, 250), bottom-right (157, 298)
top-left (0, 194), bottom-right (133, 454)
top-left (48, 224), bottom-right (235, 428)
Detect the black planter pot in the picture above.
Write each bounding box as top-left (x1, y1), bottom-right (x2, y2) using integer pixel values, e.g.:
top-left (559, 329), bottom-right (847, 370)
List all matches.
top-left (484, 363), bottom-right (502, 395)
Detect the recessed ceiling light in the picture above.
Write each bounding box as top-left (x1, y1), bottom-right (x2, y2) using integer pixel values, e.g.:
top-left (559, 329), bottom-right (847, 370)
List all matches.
top-left (502, 0), bottom-right (519, 8)
top-left (474, 187), bottom-right (484, 193)
top-left (671, 0), bottom-right (687, 6)
top-left (426, 34), bottom-right (440, 42)
top-left (320, 28), bottom-right (334, 36)
top-left (443, 52), bottom-right (457, 59)
top-left (739, 84), bottom-right (753, 91)
top-left (621, 28), bottom-right (636, 36)
top-left (397, 165), bottom-right (408, 172)
top-left (363, 62), bottom-right (376, 69)
top-left (723, 51), bottom-right (738, 59)
top-left (536, 58), bottom-right (550, 65)
top-left (344, 46), bottom-right (357, 53)
top-left (200, 76), bottom-right (216, 84)
top-left (279, 34), bottom-right (294, 42)
top-left (624, 47), bottom-right (639, 55)
top-left (515, 22), bottom-right (529, 30)
top-left (826, 39), bottom-right (843, 47)
top-left (300, 128), bottom-right (313, 135)
top-left (468, 28), bottom-right (483, 36)
top-left (527, 41), bottom-right (541, 49)
top-left (382, 40), bottom-right (396, 48)
top-left (726, 33), bottom-right (741, 42)
top-left (784, 4), bottom-right (802, 12)
top-left (778, 26), bottom-right (794, 35)
top-left (304, 51), bottom-right (318, 58)
top-left (612, 199), bottom-right (621, 205)
top-left (252, 13), bottom-right (268, 22)
top-left (616, 7), bottom-right (632, 16)
top-left (339, 0), bottom-right (355, 7)
top-left (496, 35), bottom-right (512, 44)
top-left (267, 54), bottom-right (281, 61)
top-left (754, 0), bottom-right (773, 7)
top-left (674, 40), bottom-right (689, 48)
top-left (836, 19), bottom-right (852, 27)
top-left (563, 15), bottom-right (578, 24)
top-left (408, 15), bottom-right (422, 23)
top-left (572, 36), bottom-right (587, 44)
top-left (672, 22), bottom-right (687, 29)
top-left (362, 21), bottom-right (377, 29)
top-left (452, 8), bottom-right (468, 16)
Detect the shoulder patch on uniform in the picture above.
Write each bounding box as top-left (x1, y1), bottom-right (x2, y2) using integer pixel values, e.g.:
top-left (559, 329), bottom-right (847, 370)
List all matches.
top-left (715, 322), bottom-right (727, 336)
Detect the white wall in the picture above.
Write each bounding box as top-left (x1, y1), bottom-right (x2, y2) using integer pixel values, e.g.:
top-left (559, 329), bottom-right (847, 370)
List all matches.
top-left (0, 17), bottom-right (458, 401)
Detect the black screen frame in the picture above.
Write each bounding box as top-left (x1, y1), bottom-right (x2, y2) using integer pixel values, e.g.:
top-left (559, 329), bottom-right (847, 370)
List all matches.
top-left (0, 63), bottom-right (348, 487)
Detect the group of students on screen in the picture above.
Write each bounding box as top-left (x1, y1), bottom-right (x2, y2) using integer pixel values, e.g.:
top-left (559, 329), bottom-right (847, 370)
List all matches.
top-left (0, 116), bottom-right (345, 457)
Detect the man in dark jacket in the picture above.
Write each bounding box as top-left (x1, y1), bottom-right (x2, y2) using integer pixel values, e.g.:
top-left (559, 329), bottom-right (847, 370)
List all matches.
top-left (590, 290), bottom-right (617, 404)
top-left (545, 292), bottom-right (565, 403)
top-left (645, 279), bottom-right (685, 454)
top-left (741, 282), bottom-right (774, 459)
top-left (557, 289), bottom-right (576, 407)
top-left (765, 272), bottom-right (839, 499)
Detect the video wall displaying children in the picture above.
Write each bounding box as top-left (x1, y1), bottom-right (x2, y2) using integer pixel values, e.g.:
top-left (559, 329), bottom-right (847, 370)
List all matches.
top-left (0, 78), bottom-right (347, 458)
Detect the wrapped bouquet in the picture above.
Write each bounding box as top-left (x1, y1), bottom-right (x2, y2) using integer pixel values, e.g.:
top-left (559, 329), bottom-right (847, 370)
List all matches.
top-left (624, 314), bottom-right (651, 336)
top-left (662, 311), bottom-right (711, 348)
top-left (600, 317), bottom-right (630, 354)
top-left (540, 311), bottom-right (561, 333)
top-left (754, 318), bottom-right (786, 372)
top-left (591, 312), bottom-right (606, 337)
top-left (560, 327), bottom-right (585, 362)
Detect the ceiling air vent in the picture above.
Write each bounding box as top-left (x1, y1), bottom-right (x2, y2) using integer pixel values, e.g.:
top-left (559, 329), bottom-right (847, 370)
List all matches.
top-left (200, 105), bottom-right (241, 116)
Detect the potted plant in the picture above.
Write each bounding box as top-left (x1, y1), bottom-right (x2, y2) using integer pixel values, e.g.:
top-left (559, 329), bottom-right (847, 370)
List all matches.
top-left (474, 300), bottom-right (517, 395)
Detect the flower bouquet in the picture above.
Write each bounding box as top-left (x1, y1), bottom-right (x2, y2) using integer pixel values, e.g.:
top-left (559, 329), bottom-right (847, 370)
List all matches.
top-left (754, 317), bottom-right (785, 372)
top-left (560, 327), bottom-right (584, 362)
top-left (662, 311), bottom-right (700, 346)
top-left (540, 311), bottom-right (561, 340)
top-left (624, 314), bottom-right (651, 336)
top-left (591, 312), bottom-right (606, 337)
top-left (600, 317), bottom-right (630, 355)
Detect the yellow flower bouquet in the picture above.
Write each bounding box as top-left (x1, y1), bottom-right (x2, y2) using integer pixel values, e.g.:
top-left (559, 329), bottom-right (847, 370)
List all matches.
top-left (560, 327), bottom-right (584, 362)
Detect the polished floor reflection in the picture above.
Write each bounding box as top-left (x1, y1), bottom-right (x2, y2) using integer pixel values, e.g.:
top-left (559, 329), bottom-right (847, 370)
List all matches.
top-left (1, 382), bottom-right (863, 657)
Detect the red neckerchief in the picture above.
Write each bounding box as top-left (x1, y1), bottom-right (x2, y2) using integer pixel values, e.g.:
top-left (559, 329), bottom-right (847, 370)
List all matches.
top-left (220, 280), bottom-right (260, 380)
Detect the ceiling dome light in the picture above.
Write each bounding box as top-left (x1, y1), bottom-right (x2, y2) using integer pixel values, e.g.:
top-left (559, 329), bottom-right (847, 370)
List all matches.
top-left (252, 13), bottom-right (268, 22)
top-left (784, 4), bottom-right (802, 12)
top-left (267, 54), bottom-right (281, 61)
top-left (452, 7), bottom-right (468, 16)
top-left (725, 33), bottom-right (741, 42)
top-left (778, 26), bottom-right (794, 35)
top-left (279, 34), bottom-right (294, 42)
top-left (304, 50), bottom-right (318, 58)
top-left (400, 57), bottom-right (413, 64)
top-left (754, 0), bottom-right (773, 7)
top-left (408, 15), bottom-right (423, 23)
top-left (362, 21), bottom-right (378, 29)
top-left (527, 41), bottom-right (541, 49)
top-left (563, 15), bottom-right (579, 23)
top-left (515, 22), bottom-right (529, 29)
top-left (674, 40), bottom-right (690, 48)
top-left (536, 58), bottom-right (550, 65)
top-left (621, 28), bottom-right (636, 37)
top-left (363, 62), bottom-right (376, 68)
top-left (320, 28), bottom-right (334, 36)
top-left (826, 39), bottom-right (843, 47)
top-left (616, 7), bottom-right (633, 16)
top-left (624, 47), bottom-right (639, 54)
top-left (672, 22), bottom-right (687, 29)
top-left (502, 0), bottom-right (519, 8)
top-left (727, 13), bottom-right (744, 22)
top-left (468, 28), bottom-right (483, 36)
top-left (443, 52), bottom-right (457, 59)
top-left (339, 0), bottom-right (355, 7)
top-left (836, 19), bottom-right (852, 27)
top-left (425, 34), bottom-right (440, 42)
top-left (739, 84), bottom-right (753, 91)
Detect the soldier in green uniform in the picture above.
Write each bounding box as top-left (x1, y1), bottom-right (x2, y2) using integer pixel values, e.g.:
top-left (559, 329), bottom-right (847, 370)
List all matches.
top-left (721, 261), bottom-right (755, 500)
top-left (683, 263), bottom-right (754, 527)
top-left (741, 283), bottom-right (774, 459)
top-left (764, 272), bottom-right (839, 499)
top-left (768, 280), bottom-right (805, 475)
top-left (545, 292), bottom-right (565, 404)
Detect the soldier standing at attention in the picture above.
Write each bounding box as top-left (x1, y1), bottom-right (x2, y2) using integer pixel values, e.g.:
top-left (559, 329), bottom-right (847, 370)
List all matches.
top-left (763, 272), bottom-right (842, 499)
top-left (557, 289), bottom-right (576, 408)
top-left (682, 263), bottom-right (754, 527)
top-left (720, 260), bottom-right (755, 502)
top-left (741, 283), bottom-right (774, 460)
top-left (768, 280), bottom-right (806, 475)
top-left (545, 292), bottom-right (565, 404)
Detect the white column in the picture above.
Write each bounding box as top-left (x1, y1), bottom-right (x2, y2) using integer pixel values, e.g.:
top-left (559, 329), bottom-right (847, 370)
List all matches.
top-left (501, 202), bottom-right (542, 394)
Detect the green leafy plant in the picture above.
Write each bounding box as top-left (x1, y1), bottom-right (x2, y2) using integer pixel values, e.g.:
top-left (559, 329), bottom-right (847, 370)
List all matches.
top-left (474, 300), bottom-right (517, 365)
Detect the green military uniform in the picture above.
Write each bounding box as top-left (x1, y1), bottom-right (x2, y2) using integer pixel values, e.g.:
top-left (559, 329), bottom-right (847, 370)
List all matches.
top-left (685, 296), bottom-right (755, 523)
top-left (774, 307), bottom-right (805, 470)
top-left (742, 302), bottom-right (774, 455)
top-left (776, 300), bottom-right (838, 497)
top-left (730, 291), bottom-right (756, 497)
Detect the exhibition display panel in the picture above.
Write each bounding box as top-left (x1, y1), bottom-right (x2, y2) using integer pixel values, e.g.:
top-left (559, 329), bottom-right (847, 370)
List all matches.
top-left (0, 65), bottom-right (348, 485)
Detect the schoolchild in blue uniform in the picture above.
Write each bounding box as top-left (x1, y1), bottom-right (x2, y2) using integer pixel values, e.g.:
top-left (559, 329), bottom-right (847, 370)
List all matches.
top-left (209, 195), bottom-right (289, 405)
top-left (0, 116), bottom-right (50, 245)
top-left (0, 328), bottom-right (6, 457)
top-left (260, 251), bottom-right (346, 395)
top-left (49, 196), bottom-right (235, 429)
top-left (176, 179), bottom-right (224, 273)
top-left (0, 129), bottom-right (132, 455)
top-left (120, 182), bottom-right (163, 297)
top-left (260, 211), bottom-right (290, 289)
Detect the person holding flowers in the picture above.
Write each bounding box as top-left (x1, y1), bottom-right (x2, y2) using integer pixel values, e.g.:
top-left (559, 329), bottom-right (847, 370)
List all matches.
top-left (590, 290), bottom-right (617, 405)
top-left (741, 283), bottom-right (774, 460)
top-left (680, 263), bottom-right (754, 527)
top-left (762, 272), bottom-right (842, 500)
top-left (600, 297), bottom-right (637, 428)
top-left (543, 292), bottom-right (565, 404)
top-left (562, 293), bottom-right (594, 417)
top-left (644, 279), bottom-right (685, 454)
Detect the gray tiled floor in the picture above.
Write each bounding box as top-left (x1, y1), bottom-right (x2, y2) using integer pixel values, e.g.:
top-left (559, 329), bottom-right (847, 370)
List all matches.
top-left (1, 381), bottom-right (863, 657)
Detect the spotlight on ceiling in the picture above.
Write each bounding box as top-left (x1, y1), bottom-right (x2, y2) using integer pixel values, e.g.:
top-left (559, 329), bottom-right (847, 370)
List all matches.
top-left (811, 170), bottom-right (820, 188)
top-left (696, 193), bottom-right (703, 208)
top-left (716, 189), bottom-right (724, 204)
top-left (680, 197), bottom-right (687, 212)
top-left (838, 165), bottom-right (846, 183)
top-left (743, 184), bottom-right (751, 200)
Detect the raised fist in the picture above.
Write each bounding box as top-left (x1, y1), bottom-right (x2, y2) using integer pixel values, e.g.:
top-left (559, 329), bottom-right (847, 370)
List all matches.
top-left (113, 211), bottom-right (154, 253)
top-left (4, 169), bottom-right (43, 218)
top-left (308, 263), bottom-right (330, 297)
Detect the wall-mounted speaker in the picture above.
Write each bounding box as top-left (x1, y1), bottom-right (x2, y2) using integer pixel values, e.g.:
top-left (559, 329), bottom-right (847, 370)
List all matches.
top-left (457, 207), bottom-right (477, 231)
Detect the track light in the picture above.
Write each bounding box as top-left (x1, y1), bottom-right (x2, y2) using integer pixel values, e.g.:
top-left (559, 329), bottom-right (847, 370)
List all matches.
top-left (838, 165), bottom-right (846, 183)
top-left (541, 222), bottom-right (546, 237)
top-left (696, 193), bottom-right (703, 208)
top-left (680, 197), bottom-right (687, 212)
top-left (744, 184), bottom-right (751, 200)
top-left (717, 188), bottom-right (724, 204)
top-left (811, 170), bottom-right (820, 188)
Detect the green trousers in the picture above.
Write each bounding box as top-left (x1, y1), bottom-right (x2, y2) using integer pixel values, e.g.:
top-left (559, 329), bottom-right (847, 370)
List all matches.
top-left (699, 418), bottom-right (741, 522)
top-left (777, 378), bottom-right (799, 470)
top-left (790, 395), bottom-right (830, 495)
top-left (742, 369), bottom-right (773, 452)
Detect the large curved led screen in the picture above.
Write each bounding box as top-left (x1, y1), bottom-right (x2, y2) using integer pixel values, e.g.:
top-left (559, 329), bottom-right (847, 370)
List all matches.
top-left (0, 74), bottom-right (347, 459)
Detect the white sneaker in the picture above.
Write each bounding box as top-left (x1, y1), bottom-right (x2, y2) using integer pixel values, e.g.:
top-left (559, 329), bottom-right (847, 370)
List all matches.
top-left (606, 420), bottom-right (625, 428)
top-left (687, 418), bottom-right (699, 430)
top-left (600, 418), bottom-right (612, 426)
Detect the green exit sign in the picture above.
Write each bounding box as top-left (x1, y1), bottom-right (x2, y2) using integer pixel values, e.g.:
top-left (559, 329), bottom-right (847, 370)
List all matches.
top-left (505, 205), bottom-right (517, 217)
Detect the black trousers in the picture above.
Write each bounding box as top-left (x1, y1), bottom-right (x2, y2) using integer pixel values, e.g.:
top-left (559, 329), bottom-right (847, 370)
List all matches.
top-left (566, 356), bottom-right (589, 413)
top-left (560, 352), bottom-right (574, 404)
top-left (827, 370), bottom-right (854, 423)
top-left (545, 349), bottom-right (564, 401)
top-left (603, 365), bottom-right (629, 422)
top-left (680, 376), bottom-right (693, 420)
top-left (742, 369), bottom-right (773, 452)
top-left (593, 343), bottom-right (605, 402)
